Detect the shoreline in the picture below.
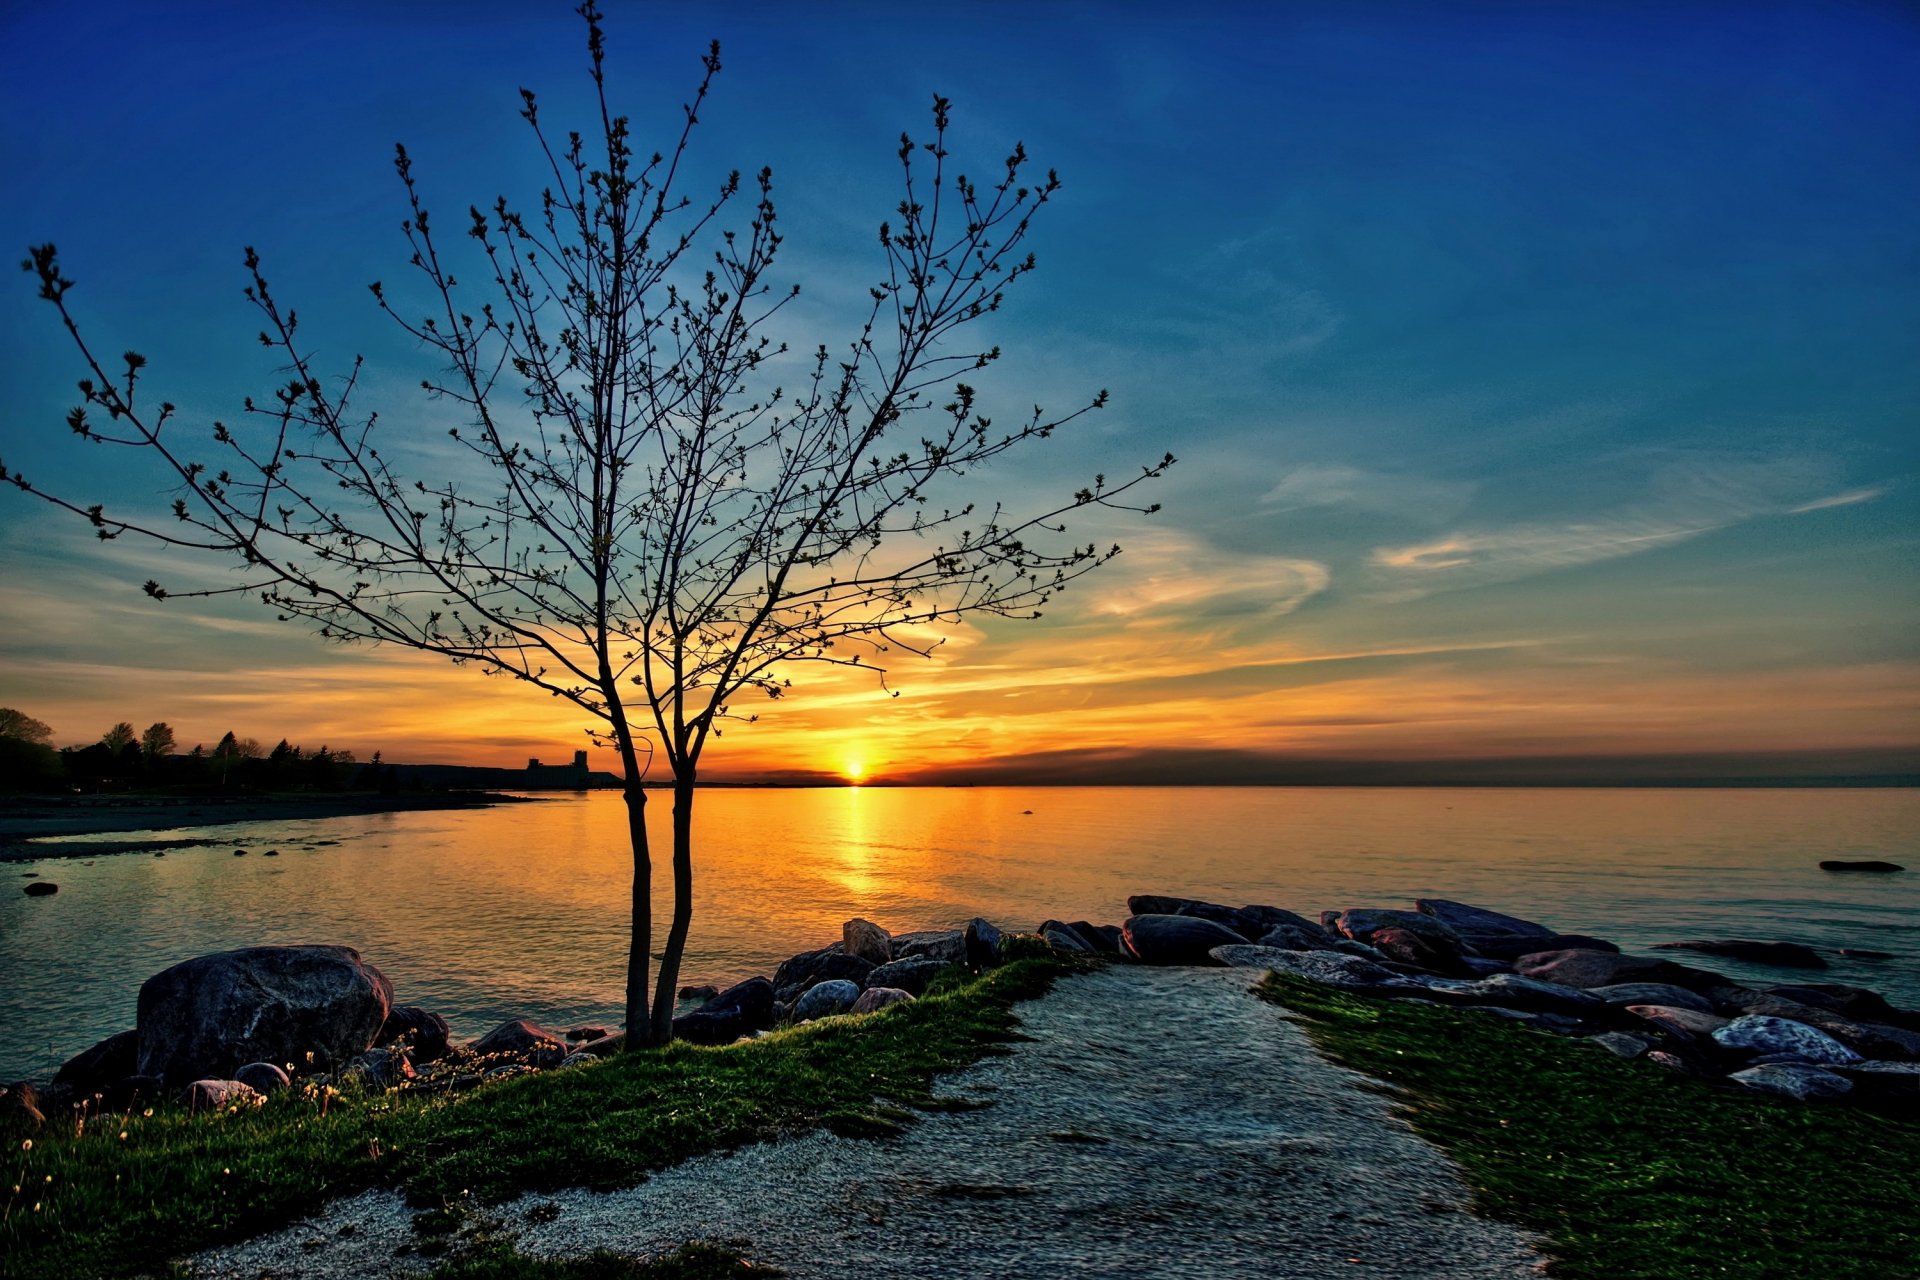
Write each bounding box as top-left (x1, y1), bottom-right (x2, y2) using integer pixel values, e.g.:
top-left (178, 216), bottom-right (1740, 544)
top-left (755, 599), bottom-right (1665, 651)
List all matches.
top-left (0, 790), bottom-right (541, 860)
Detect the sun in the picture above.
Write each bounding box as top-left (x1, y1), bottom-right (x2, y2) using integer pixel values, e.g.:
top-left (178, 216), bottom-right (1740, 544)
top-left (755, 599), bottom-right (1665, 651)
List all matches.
top-left (843, 760), bottom-right (866, 785)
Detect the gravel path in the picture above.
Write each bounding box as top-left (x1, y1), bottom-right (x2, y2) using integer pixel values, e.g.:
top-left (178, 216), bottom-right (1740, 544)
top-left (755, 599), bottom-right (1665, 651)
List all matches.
top-left (192, 966), bottom-right (1547, 1278)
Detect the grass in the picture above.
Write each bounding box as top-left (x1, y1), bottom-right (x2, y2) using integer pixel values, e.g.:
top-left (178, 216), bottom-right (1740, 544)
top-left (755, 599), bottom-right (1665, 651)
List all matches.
top-left (1257, 973), bottom-right (1920, 1280)
top-left (0, 956), bottom-right (1069, 1280)
top-left (422, 1239), bottom-right (781, 1278)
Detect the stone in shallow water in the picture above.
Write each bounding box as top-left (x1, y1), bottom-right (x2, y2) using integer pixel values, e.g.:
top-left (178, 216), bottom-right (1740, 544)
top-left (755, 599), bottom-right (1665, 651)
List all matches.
top-left (1651, 939), bottom-right (1826, 969)
top-left (1712, 1015), bottom-right (1861, 1065)
top-left (1730, 1063), bottom-right (1853, 1102)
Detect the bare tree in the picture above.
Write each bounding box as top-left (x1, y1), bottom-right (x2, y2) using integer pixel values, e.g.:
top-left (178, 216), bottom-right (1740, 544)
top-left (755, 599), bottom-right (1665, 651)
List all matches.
top-left (7, 5), bottom-right (1170, 1045)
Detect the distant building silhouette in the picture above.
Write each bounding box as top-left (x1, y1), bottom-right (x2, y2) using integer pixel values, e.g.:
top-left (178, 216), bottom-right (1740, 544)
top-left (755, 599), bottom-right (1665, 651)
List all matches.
top-left (525, 749), bottom-right (590, 791)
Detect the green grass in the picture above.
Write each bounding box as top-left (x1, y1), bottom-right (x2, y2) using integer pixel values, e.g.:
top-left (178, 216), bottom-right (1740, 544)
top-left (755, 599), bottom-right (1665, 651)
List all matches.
top-left (0, 957), bottom-right (1069, 1279)
top-left (1257, 973), bottom-right (1920, 1280)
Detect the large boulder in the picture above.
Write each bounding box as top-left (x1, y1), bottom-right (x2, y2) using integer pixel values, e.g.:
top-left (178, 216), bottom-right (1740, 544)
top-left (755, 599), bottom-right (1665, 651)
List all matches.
top-left (1651, 940), bottom-right (1826, 969)
top-left (136, 945), bottom-right (393, 1085)
top-left (1514, 949), bottom-right (1719, 992)
top-left (1763, 984), bottom-right (1920, 1032)
top-left (673, 976), bottom-right (776, 1046)
top-left (794, 979), bottom-right (862, 1022)
top-left (1431, 973), bottom-right (1610, 1018)
top-left (772, 946), bottom-right (876, 1002)
top-left (890, 930), bottom-right (968, 965)
top-left (1255, 923), bottom-right (1340, 952)
top-left (1707, 988), bottom-right (1920, 1060)
top-left (1210, 945), bottom-right (1426, 992)
top-left (1712, 1015), bottom-right (1861, 1065)
top-left (1325, 909), bottom-right (1469, 952)
top-left (1122, 914), bottom-right (1245, 965)
top-left (1625, 1005), bottom-right (1729, 1039)
top-left (1127, 895), bottom-right (1311, 941)
top-left (866, 956), bottom-right (952, 996)
top-left (1039, 920), bottom-right (1097, 953)
top-left (1369, 926), bottom-right (1475, 977)
top-left (842, 918), bottom-right (892, 966)
top-left (964, 918), bottom-right (1003, 968)
top-left (233, 1062), bottom-right (291, 1095)
top-left (181, 1078), bottom-right (263, 1111)
top-left (53, 1029), bottom-right (139, 1098)
top-left (1232, 905), bottom-right (1329, 940)
top-left (379, 1005), bottom-right (452, 1060)
top-left (1414, 899), bottom-right (1554, 941)
top-left (1067, 921), bottom-right (1125, 954)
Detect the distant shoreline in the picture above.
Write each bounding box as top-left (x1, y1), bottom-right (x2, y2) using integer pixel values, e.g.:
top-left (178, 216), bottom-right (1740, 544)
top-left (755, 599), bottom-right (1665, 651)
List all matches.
top-left (0, 790), bottom-right (539, 860)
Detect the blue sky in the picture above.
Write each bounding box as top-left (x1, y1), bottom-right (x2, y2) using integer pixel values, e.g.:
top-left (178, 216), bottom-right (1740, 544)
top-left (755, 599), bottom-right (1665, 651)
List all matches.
top-left (1, 1), bottom-right (1915, 777)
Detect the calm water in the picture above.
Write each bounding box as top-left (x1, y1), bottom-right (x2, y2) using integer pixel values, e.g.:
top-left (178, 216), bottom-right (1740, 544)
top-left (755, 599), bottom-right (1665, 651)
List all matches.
top-left (3, 786), bottom-right (1916, 1081)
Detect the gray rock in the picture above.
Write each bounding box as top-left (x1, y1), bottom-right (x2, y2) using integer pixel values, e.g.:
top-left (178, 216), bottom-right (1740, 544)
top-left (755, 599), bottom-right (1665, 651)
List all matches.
top-left (1651, 939), bottom-right (1826, 969)
top-left (1469, 933), bottom-right (1620, 961)
top-left (1712, 1015), bottom-right (1861, 1065)
top-left (1039, 920), bottom-right (1097, 953)
top-left (54, 1029), bottom-right (139, 1097)
top-left (772, 947), bottom-right (876, 1002)
top-left (1210, 945), bottom-right (1425, 992)
top-left (1514, 949), bottom-right (1719, 992)
top-left (1624, 1005), bottom-right (1728, 1039)
top-left (1460, 973), bottom-right (1609, 1016)
top-left (472, 1018), bottom-right (569, 1066)
top-left (1232, 904), bottom-right (1330, 939)
top-left (849, 987), bottom-right (915, 1014)
top-left (232, 1061), bottom-right (291, 1095)
top-left (1831, 1061), bottom-right (1920, 1104)
top-left (1707, 988), bottom-right (1920, 1060)
top-left (674, 976), bottom-right (777, 1045)
top-left (842, 918), bottom-right (892, 966)
top-left (22, 881), bottom-right (57, 896)
top-left (890, 930), bottom-right (968, 965)
top-left (181, 1078), bottom-right (263, 1111)
top-left (1326, 908), bottom-right (1467, 951)
top-left (347, 1047), bottom-right (417, 1089)
top-left (1068, 921), bottom-right (1126, 954)
top-left (1459, 957), bottom-right (1514, 977)
top-left (1370, 926), bottom-right (1475, 976)
top-left (1414, 898), bottom-right (1554, 940)
top-left (1254, 923), bottom-right (1338, 952)
top-left (1730, 1063), bottom-right (1853, 1102)
top-left (866, 956), bottom-right (953, 996)
top-left (557, 1052), bottom-right (596, 1069)
top-left (565, 1026), bottom-right (611, 1043)
top-left (1589, 983), bottom-right (1715, 1014)
top-left (136, 945), bottom-right (393, 1085)
top-left (794, 979), bottom-right (862, 1022)
top-left (1587, 1032), bottom-right (1654, 1060)
top-left (964, 917), bottom-right (1003, 968)
top-left (1124, 914), bottom-right (1246, 965)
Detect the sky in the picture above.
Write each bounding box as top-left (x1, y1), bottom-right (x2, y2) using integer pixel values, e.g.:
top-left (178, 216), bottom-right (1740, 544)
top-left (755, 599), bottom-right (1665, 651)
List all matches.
top-left (1, 1), bottom-right (1916, 785)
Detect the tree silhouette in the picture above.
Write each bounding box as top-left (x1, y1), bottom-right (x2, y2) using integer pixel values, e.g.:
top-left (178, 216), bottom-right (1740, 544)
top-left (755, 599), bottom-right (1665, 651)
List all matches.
top-left (101, 721), bottom-right (137, 754)
top-left (0, 709), bottom-right (54, 746)
top-left (140, 721), bottom-right (176, 764)
top-left (7, 6), bottom-right (1169, 1044)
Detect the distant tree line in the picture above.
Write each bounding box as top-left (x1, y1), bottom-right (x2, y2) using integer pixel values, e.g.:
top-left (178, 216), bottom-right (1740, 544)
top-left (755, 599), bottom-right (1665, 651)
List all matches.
top-left (0, 707), bottom-right (400, 794)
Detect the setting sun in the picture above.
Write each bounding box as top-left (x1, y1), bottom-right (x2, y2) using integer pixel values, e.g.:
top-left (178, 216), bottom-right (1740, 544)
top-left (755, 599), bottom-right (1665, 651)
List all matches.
top-left (843, 760), bottom-right (866, 785)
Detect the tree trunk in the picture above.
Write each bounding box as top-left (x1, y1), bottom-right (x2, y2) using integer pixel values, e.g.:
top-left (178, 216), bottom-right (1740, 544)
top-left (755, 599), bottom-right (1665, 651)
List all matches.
top-left (622, 783), bottom-right (656, 1046)
top-left (650, 772), bottom-right (698, 1045)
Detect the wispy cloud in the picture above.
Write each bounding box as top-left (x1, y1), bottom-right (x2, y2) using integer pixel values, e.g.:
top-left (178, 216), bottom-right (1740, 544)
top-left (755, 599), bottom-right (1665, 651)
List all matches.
top-left (1261, 462), bottom-right (1475, 520)
top-left (1786, 484), bottom-right (1891, 515)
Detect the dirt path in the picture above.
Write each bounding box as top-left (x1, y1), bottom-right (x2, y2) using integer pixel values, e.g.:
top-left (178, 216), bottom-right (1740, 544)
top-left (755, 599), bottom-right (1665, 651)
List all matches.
top-left (193, 967), bottom-right (1547, 1278)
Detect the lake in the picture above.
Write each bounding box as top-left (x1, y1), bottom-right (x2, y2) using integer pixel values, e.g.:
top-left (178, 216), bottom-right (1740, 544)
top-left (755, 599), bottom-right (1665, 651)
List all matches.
top-left (4, 786), bottom-right (1916, 1082)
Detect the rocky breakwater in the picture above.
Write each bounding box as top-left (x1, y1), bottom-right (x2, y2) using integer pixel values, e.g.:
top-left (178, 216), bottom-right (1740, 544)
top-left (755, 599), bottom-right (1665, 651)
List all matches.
top-left (1100, 891), bottom-right (1920, 1113)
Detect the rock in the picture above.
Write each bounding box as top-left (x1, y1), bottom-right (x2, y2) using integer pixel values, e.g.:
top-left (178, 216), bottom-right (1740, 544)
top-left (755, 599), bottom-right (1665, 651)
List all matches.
top-left (53, 1029), bottom-right (139, 1097)
top-left (1514, 949), bottom-right (1719, 992)
top-left (1452, 973), bottom-right (1609, 1017)
top-left (1831, 1061), bottom-right (1920, 1106)
top-left (1819, 860), bottom-right (1904, 872)
top-left (964, 918), bottom-right (1003, 968)
top-left (850, 987), bottom-right (914, 1014)
top-left (842, 918), bottom-right (892, 966)
top-left (1730, 1063), bottom-right (1853, 1102)
top-left (772, 947), bottom-right (875, 1002)
top-left (1326, 908), bottom-right (1467, 951)
top-left (1038, 920), bottom-right (1097, 953)
top-left (866, 956), bottom-right (953, 996)
top-left (677, 985), bottom-right (720, 1003)
top-left (1472, 1007), bottom-right (1588, 1034)
top-left (557, 1052), bottom-right (596, 1069)
top-left (576, 1033), bottom-right (625, 1058)
top-left (1128, 894), bottom-right (1203, 917)
top-left (565, 1026), bottom-right (610, 1043)
top-left (233, 1062), bottom-right (291, 1095)
top-left (1588, 983), bottom-right (1715, 1014)
top-left (22, 881), bottom-right (57, 896)
top-left (233, 849), bottom-right (247, 857)
top-left (379, 1006), bottom-right (452, 1060)
top-left (181, 1078), bottom-right (264, 1111)
top-left (136, 945), bottom-right (394, 1085)
top-left (1469, 933), bottom-right (1620, 962)
top-left (1128, 895), bottom-right (1314, 941)
top-left (1645, 1050), bottom-right (1691, 1072)
top-left (890, 930), bottom-right (968, 965)
top-left (1587, 1032), bottom-right (1654, 1060)
top-left (1068, 921), bottom-right (1125, 954)
top-left (1651, 940), bottom-right (1826, 969)
top-left (1414, 898), bottom-right (1554, 940)
top-left (1707, 988), bottom-right (1920, 1059)
top-left (1233, 905), bottom-right (1330, 940)
top-left (1839, 948), bottom-right (1895, 960)
top-left (1712, 1015), bottom-right (1861, 1065)
top-left (1210, 945), bottom-right (1426, 992)
top-left (347, 1047), bottom-right (416, 1089)
top-left (471, 1018), bottom-right (569, 1066)
top-left (1764, 983), bottom-right (1919, 1031)
top-left (1625, 1005), bottom-right (1729, 1038)
top-left (1254, 923), bottom-right (1340, 952)
top-left (793, 979), bottom-right (862, 1022)
top-left (1123, 914), bottom-right (1246, 965)
top-left (1369, 926), bottom-right (1474, 977)
top-left (674, 977), bottom-right (777, 1045)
